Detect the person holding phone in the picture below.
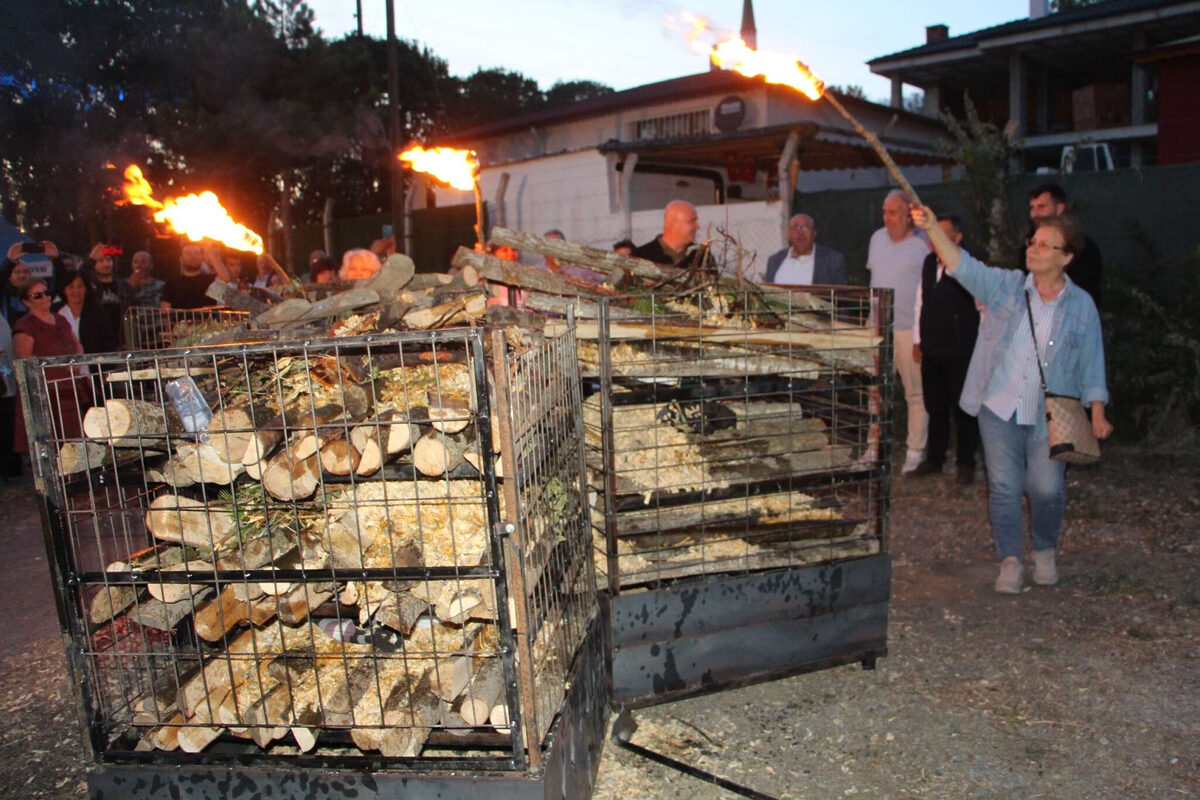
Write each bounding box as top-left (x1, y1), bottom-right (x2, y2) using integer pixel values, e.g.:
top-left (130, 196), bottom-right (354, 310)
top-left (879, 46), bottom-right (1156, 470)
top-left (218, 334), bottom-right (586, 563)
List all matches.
top-left (1, 240), bottom-right (70, 324)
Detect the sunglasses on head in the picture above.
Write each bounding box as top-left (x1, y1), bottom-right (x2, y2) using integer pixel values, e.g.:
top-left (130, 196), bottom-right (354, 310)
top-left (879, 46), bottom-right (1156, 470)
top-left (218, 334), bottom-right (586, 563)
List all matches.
top-left (27, 290), bottom-right (49, 300)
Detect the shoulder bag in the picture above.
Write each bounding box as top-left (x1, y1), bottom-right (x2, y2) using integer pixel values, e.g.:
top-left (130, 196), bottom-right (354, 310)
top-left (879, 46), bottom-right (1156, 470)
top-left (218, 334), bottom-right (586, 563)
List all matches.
top-left (1024, 290), bottom-right (1100, 464)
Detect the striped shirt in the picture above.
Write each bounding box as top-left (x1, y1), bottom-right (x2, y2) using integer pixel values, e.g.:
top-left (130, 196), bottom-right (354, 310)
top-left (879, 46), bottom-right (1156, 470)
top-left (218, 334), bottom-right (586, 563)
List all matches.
top-left (982, 275), bottom-right (1066, 425)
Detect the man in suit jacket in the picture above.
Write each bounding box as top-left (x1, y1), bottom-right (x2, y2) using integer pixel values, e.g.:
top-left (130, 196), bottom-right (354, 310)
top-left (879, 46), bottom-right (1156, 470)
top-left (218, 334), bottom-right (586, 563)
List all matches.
top-left (763, 214), bottom-right (848, 284)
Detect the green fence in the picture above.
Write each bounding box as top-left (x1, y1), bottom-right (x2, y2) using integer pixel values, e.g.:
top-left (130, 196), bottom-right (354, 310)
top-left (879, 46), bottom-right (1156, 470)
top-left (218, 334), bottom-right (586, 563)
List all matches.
top-left (795, 163), bottom-right (1200, 286)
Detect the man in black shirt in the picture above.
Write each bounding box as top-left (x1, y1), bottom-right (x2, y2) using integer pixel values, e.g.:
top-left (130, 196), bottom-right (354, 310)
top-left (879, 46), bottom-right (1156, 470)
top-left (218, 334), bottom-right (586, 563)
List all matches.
top-left (84, 244), bottom-right (125, 344)
top-left (632, 200), bottom-right (700, 267)
top-left (912, 215), bottom-right (980, 484)
top-left (161, 244), bottom-right (224, 310)
top-left (1023, 183), bottom-right (1102, 309)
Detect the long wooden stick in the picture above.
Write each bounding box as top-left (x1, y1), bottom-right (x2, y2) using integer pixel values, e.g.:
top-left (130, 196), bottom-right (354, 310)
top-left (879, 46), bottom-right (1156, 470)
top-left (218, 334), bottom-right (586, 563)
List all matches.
top-left (821, 92), bottom-right (923, 207)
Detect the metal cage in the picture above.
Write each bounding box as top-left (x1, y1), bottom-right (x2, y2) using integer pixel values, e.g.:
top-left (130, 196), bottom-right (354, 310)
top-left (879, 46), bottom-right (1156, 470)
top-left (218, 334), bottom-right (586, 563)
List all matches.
top-left (17, 325), bottom-right (605, 798)
top-left (121, 306), bottom-right (253, 351)
top-left (576, 285), bottom-right (894, 706)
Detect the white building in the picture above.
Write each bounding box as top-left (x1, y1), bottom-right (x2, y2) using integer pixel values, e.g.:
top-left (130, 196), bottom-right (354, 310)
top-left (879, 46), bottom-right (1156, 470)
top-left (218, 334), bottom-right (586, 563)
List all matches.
top-left (426, 53), bottom-right (947, 279)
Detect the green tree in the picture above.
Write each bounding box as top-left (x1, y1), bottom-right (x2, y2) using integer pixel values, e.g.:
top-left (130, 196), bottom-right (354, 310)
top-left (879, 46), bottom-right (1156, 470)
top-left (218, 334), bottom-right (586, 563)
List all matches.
top-left (544, 80), bottom-right (614, 109)
top-left (938, 94), bottom-right (1023, 264)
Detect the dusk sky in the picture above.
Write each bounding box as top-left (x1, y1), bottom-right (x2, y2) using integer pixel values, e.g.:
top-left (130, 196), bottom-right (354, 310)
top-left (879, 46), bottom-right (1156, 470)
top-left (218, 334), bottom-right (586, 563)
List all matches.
top-left (307, 1), bottom-right (1031, 103)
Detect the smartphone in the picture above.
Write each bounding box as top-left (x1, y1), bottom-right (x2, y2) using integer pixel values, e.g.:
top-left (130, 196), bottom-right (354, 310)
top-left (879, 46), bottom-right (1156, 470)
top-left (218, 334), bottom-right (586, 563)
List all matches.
top-left (21, 242), bottom-right (45, 254)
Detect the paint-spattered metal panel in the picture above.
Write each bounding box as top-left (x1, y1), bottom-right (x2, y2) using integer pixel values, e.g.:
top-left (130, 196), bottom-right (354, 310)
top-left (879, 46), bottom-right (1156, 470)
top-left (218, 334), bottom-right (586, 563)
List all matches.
top-left (609, 555), bottom-right (889, 707)
top-left (89, 619), bottom-right (611, 800)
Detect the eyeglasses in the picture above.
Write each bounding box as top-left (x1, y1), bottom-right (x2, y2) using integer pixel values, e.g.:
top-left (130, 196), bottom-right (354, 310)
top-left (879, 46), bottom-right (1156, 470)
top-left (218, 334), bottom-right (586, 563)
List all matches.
top-left (26, 290), bottom-right (49, 300)
top-left (1026, 238), bottom-right (1066, 253)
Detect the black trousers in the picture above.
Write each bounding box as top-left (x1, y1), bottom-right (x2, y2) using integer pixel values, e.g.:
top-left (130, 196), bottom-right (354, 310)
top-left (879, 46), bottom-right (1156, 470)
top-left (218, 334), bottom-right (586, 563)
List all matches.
top-left (0, 396), bottom-right (20, 479)
top-left (921, 351), bottom-right (977, 468)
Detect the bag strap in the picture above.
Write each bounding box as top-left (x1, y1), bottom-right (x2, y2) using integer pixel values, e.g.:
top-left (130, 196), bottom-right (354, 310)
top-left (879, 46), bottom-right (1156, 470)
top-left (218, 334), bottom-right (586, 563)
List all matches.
top-left (1023, 290), bottom-right (1050, 393)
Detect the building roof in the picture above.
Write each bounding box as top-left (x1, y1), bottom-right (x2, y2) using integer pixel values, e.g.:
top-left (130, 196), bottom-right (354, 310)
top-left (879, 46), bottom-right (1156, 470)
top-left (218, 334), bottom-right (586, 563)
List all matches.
top-left (870, 0), bottom-right (1200, 86)
top-left (445, 69), bottom-right (941, 145)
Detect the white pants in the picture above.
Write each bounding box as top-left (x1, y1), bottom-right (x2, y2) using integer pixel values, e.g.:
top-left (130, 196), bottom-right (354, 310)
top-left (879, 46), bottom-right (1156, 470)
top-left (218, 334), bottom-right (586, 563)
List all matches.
top-left (893, 328), bottom-right (928, 454)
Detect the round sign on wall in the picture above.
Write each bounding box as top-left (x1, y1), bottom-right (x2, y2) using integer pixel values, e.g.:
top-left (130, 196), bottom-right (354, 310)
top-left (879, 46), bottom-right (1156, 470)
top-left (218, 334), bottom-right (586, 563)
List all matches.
top-left (714, 96), bottom-right (746, 133)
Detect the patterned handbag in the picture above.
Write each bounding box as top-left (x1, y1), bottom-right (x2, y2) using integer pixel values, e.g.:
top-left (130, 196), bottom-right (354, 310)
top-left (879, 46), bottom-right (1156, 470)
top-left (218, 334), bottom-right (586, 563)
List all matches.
top-left (1024, 292), bottom-right (1100, 464)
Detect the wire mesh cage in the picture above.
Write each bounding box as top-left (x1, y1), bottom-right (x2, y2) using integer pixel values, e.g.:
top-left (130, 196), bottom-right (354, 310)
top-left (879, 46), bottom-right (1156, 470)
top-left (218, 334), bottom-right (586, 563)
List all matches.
top-left (121, 306), bottom-right (253, 351)
top-left (16, 324), bottom-right (599, 783)
top-left (575, 284), bottom-right (894, 592)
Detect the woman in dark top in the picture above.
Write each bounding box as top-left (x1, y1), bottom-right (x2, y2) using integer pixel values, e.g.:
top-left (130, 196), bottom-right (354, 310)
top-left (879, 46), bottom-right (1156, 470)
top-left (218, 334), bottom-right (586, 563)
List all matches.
top-left (55, 271), bottom-right (120, 353)
top-left (11, 279), bottom-right (89, 453)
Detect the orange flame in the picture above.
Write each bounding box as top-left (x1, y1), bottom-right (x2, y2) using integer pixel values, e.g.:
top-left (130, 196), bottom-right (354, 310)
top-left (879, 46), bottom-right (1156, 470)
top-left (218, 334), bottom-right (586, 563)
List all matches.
top-left (674, 11), bottom-right (825, 101)
top-left (398, 146), bottom-right (479, 191)
top-left (118, 165), bottom-right (264, 254)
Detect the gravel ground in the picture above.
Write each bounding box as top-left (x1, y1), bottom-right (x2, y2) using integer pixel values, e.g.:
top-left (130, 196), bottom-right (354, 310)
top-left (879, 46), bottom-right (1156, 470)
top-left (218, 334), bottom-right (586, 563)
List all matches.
top-left (1, 445), bottom-right (1196, 799)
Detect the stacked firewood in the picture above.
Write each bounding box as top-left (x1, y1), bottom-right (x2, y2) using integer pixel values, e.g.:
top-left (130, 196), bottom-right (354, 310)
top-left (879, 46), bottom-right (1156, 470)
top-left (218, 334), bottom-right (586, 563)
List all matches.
top-left (68, 343), bottom-right (520, 756)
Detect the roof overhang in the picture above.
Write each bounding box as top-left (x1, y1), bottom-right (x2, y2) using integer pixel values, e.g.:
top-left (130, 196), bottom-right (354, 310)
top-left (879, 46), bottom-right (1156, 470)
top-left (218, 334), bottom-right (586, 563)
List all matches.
top-left (870, 0), bottom-right (1200, 88)
top-left (597, 122), bottom-right (948, 173)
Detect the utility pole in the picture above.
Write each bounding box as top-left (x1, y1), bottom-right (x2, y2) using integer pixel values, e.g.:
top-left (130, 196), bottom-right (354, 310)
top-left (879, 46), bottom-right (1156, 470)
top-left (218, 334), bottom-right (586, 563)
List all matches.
top-left (355, 0), bottom-right (363, 37)
top-left (385, 0), bottom-right (406, 252)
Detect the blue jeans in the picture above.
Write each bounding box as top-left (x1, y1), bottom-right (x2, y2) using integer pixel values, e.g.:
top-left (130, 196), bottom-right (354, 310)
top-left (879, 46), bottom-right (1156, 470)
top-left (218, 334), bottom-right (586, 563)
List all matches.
top-left (977, 406), bottom-right (1067, 561)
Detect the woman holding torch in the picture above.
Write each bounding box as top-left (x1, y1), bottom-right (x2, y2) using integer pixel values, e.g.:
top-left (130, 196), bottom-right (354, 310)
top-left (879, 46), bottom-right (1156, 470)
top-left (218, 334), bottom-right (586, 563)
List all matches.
top-left (910, 205), bottom-right (1112, 594)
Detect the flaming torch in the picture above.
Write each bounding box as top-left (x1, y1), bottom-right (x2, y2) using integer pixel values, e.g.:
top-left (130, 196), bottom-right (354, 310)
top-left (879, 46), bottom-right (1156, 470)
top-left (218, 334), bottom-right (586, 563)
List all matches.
top-left (398, 146), bottom-right (485, 246)
top-left (676, 12), bottom-right (923, 206)
top-left (118, 165), bottom-right (290, 283)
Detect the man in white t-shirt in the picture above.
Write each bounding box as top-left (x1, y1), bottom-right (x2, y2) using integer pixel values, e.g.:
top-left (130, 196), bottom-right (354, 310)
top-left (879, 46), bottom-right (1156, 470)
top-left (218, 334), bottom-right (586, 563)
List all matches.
top-left (867, 190), bottom-right (932, 473)
top-left (763, 214), bottom-right (848, 285)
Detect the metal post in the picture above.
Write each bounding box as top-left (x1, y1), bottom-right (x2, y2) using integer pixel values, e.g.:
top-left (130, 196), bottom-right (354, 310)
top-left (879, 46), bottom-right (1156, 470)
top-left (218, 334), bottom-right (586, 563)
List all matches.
top-left (385, 0), bottom-right (406, 253)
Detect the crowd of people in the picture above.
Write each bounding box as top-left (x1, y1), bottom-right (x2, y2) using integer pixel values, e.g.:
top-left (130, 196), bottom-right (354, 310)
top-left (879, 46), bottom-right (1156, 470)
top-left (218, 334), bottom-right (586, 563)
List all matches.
top-left (0, 184), bottom-right (1111, 593)
top-left (625, 187), bottom-right (1110, 596)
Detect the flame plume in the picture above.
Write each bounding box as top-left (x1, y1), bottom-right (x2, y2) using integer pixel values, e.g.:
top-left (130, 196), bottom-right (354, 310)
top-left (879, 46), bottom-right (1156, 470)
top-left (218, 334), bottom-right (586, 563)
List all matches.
top-left (118, 165), bottom-right (264, 254)
top-left (669, 12), bottom-right (923, 205)
top-left (398, 146), bottom-right (479, 191)
top-left (676, 12), bottom-right (824, 100)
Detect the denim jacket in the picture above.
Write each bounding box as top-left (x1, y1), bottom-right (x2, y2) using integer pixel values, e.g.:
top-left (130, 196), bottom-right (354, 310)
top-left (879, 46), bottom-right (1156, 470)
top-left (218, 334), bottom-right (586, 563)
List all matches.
top-left (953, 251), bottom-right (1108, 438)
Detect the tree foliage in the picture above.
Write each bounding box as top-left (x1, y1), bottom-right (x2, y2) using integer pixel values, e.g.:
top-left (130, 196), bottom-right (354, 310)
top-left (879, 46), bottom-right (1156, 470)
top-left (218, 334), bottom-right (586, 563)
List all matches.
top-left (938, 94), bottom-right (1023, 264)
top-left (0, 0), bottom-right (611, 261)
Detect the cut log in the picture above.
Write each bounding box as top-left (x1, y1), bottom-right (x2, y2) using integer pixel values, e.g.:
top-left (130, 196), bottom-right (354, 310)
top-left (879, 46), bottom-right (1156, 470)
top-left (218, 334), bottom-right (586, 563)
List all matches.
top-left (274, 582), bottom-right (335, 625)
top-left (349, 411), bottom-right (416, 476)
top-left (431, 656), bottom-right (473, 703)
top-left (146, 711), bottom-right (185, 751)
top-left (319, 437), bottom-right (360, 476)
top-left (374, 592), bottom-right (432, 637)
top-left (489, 227), bottom-right (684, 282)
top-left (489, 702), bottom-right (509, 729)
top-left (296, 288), bottom-right (380, 323)
top-left (361, 254), bottom-right (416, 298)
top-left (427, 393), bottom-right (472, 434)
top-left (205, 280), bottom-right (269, 316)
top-left (83, 399), bottom-right (183, 447)
top-left (58, 441), bottom-right (111, 475)
top-left (377, 671), bottom-right (441, 757)
top-left (401, 290), bottom-right (487, 330)
top-left (406, 273), bottom-right (457, 291)
top-left (451, 247), bottom-right (606, 297)
top-left (412, 429), bottom-right (470, 477)
top-left (262, 450), bottom-right (321, 501)
top-left (131, 589), bottom-right (212, 631)
top-left (246, 682), bottom-right (296, 746)
top-left (146, 451), bottom-right (197, 488)
top-left (194, 585), bottom-right (253, 642)
top-left (463, 450), bottom-right (503, 479)
top-left (292, 416), bottom-right (354, 462)
top-left (87, 562), bottom-right (137, 625)
top-left (255, 548), bottom-right (303, 595)
top-left (256, 297), bottom-right (312, 328)
top-left (241, 403), bottom-right (333, 466)
top-left (145, 494), bottom-right (238, 548)
top-left (146, 562), bottom-right (209, 605)
top-left (454, 659), bottom-right (504, 726)
top-left (205, 404), bottom-right (271, 463)
top-left (177, 442), bottom-right (245, 485)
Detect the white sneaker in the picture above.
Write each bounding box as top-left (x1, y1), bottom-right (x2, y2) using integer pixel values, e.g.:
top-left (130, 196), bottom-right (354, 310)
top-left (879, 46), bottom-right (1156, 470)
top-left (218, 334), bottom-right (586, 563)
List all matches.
top-left (901, 450), bottom-right (924, 473)
top-left (1032, 549), bottom-right (1059, 586)
top-left (994, 556), bottom-right (1023, 594)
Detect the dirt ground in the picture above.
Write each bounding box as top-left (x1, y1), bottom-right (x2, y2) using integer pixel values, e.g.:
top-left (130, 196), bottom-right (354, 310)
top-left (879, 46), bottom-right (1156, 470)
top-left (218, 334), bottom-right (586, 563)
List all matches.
top-left (1, 445), bottom-right (1196, 799)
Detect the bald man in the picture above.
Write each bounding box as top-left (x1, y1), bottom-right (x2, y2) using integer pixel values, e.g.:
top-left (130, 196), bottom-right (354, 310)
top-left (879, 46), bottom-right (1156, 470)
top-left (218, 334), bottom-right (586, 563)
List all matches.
top-left (867, 189), bottom-right (932, 474)
top-left (632, 200), bottom-right (700, 266)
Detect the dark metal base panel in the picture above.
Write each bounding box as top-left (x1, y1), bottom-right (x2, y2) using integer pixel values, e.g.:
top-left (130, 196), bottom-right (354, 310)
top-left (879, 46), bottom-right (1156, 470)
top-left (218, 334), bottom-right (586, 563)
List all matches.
top-left (89, 619), bottom-right (611, 800)
top-left (607, 554), bottom-right (890, 707)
